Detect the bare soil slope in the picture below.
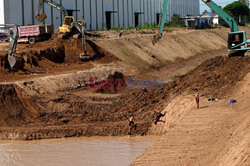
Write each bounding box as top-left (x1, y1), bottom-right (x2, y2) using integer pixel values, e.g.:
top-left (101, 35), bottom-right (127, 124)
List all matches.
top-left (131, 73), bottom-right (250, 166)
top-left (0, 28), bottom-right (228, 82)
top-left (0, 37), bottom-right (119, 82)
top-left (0, 55), bottom-right (248, 140)
top-left (96, 28), bottom-right (227, 71)
top-left (0, 28), bottom-right (249, 141)
top-left (0, 84), bottom-right (35, 127)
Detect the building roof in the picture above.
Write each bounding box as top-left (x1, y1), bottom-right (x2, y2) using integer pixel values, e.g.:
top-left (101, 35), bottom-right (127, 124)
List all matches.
top-left (201, 12), bottom-right (219, 18)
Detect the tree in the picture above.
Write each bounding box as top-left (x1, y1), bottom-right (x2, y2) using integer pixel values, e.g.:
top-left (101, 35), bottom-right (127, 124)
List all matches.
top-left (202, 10), bottom-right (208, 15)
top-left (166, 14), bottom-right (186, 27)
top-left (223, 1), bottom-right (250, 24)
top-left (239, 0), bottom-right (249, 7)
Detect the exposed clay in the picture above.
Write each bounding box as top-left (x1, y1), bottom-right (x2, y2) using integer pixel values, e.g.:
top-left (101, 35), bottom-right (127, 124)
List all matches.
top-left (0, 56), bottom-right (249, 140)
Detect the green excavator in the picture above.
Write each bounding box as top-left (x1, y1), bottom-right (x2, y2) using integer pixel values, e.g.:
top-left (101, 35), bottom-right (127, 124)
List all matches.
top-left (156, 0), bottom-right (250, 56)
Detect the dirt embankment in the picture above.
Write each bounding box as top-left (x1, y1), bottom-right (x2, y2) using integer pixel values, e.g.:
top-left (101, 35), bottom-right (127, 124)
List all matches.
top-left (0, 27), bottom-right (249, 140)
top-left (132, 73), bottom-right (250, 166)
top-left (0, 55), bottom-right (249, 140)
top-left (0, 27), bottom-right (229, 82)
top-left (0, 84), bottom-right (36, 127)
top-left (96, 28), bottom-right (227, 71)
top-left (0, 37), bottom-right (119, 82)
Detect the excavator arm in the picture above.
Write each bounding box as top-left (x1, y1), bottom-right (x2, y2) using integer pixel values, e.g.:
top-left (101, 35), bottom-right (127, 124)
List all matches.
top-left (202, 0), bottom-right (250, 55)
top-left (201, 0), bottom-right (238, 32)
top-left (157, 0), bottom-right (249, 55)
top-left (0, 24), bottom-right (19, 68)
top-left (159, 0), bottom-right (169, 37)
top-left (152, 0), bottom-right (168, 45)
top-left (36, 0), bottom-right (90, 59)
top-left (157, 0), bottom-right (239, 38)
top-left (36, 0), bottom-right (68, 22)
top-left (71, 21), bottom-right (88, 59)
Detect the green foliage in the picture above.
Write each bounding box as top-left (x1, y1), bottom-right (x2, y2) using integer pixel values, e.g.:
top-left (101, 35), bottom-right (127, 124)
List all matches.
top-left (101, 21), bottom-right (106, 30)
top-left (111, 25), bottom-right (125, 31)
top-left (202, 10), bottom-right (208, 15)
top-left (166, 14), bottom-right (186, 27)
top-left (127, 25), bottom-right (135, 29)
top-left (136, 22), bottom-right (158, 30)
top-left (223, 1), bottom-right (250, 24)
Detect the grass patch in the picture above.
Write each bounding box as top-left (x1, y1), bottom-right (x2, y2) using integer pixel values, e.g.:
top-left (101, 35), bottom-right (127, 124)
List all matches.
top-left (200, 44), bottom-right (206, 49)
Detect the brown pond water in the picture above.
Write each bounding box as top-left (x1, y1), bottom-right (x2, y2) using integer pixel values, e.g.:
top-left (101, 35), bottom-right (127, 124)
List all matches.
top-left (0, 136), bottom-right (156, 166)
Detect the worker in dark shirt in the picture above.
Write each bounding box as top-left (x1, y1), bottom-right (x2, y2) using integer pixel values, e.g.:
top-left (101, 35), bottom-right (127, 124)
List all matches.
top-left (154, 110), bottom-right (166, 125)
top-left (128, 116), bottom-right (135, 137)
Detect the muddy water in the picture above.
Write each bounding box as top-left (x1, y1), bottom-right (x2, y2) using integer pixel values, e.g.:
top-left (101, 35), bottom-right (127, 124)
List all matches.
top-left (0, 136), bottom-right (155, 166)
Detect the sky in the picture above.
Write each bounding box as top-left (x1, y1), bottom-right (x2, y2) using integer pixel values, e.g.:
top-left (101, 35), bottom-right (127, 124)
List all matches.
top-left (200, 0), bottom-right (238, 14)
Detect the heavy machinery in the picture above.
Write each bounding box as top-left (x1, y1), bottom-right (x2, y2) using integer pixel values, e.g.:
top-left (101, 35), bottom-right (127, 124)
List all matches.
top-left (36, 0), bottom-right (73, 33)
top-left (0, 24), bottom-right (20, 69)
top-left (202, 0), bottom-right (250, 56)
top-left (152, 0), bottom-right (168, 45)
top-left (156, 0), bottom-right (250, 56)
top-left (36, 0), bottom-right (89, 59)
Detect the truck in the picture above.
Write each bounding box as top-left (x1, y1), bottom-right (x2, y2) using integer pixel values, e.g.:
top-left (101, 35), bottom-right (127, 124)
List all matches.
top-left (0, 24), bottom-right (53, 44)
top-left (0, 24), bottom-right (54, 69)
top-left (17, 24), bottom-right (54, 44)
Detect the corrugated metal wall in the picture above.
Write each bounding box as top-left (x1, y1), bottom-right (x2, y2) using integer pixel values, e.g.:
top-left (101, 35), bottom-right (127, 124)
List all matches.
top-left (0, 0), bottom-right (5, 24)
top-left (2, 0), bottom-right (200, 30)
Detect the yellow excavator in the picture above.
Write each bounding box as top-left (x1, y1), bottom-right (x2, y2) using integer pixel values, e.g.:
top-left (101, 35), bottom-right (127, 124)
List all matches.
top-left (36, 0), bottom-right (78, 33)
top-left (36, 0), bottom-right (89, 59)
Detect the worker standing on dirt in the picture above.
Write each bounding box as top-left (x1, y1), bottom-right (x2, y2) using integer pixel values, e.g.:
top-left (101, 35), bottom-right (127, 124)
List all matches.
top-left (154, 110), bottom-right (166, 125)
top-left (128, 116), bottom-right (135, 137)
top-left (195, 89), bottom-right (200, 109)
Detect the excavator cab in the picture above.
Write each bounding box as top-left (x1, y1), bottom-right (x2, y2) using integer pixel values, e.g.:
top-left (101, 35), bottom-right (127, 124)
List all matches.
top-left (59, 16), bottom-right (75, 33)
top-left (228, 31), bottom-right (250, 56)
top-left (64, 16), bottom-right (74, 26)
top-left (228, 32), bottom-right (245, 50)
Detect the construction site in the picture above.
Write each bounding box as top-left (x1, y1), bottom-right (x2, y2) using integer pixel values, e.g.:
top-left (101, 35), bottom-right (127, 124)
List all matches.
top-left (0, 0), bottom-right (249, 166)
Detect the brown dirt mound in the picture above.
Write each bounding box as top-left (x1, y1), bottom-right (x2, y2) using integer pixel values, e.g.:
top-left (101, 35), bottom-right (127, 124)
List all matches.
top-left (0, 38), bottom-right (118, 82)
top-left (176, 56), bottom-right (250, 98)
top-left (0, 56), bottom-right (249, 140)
top-left (0, 84), bottom-right (36, 127)
top-left (95, 71), bottom-right (126, 93)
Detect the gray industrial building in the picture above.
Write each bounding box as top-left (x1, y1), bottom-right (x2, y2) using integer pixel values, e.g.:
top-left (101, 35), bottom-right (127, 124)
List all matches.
top-left (0, 0), bottom-right (200, 30)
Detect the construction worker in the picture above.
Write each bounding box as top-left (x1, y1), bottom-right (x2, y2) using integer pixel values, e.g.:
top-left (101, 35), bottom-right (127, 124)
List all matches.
top-left (195, 89), bottom-right (199, 109)
top-left (128, 116), bottom-right (135, 137)
top-left (154, 110), bottom-right (165, 125)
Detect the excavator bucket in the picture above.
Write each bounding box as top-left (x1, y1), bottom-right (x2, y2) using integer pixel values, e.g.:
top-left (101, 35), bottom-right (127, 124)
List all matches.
top-left (78, 22), bottom-right (92, 61)
top-left (8, 56), bottom-right (17, 68)
top-left (36, 14), bottom-right (47, 22)
top-left (80, 53), bottom-right (90, 61)
top-left (8, 55), bottom-right (23, 70)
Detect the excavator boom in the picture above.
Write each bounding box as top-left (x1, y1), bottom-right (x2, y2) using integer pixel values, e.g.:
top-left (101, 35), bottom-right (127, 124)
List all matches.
top-left (201, 0), bottom-right (238, 32)
top-left (36, 0), bottom-right (68, 22)
top-left (159, 0), bottom-right (169, 37)
top-left (157, 0), bottom-right (249, 55)
top-left (202, 0), bottom-right (250, 55)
